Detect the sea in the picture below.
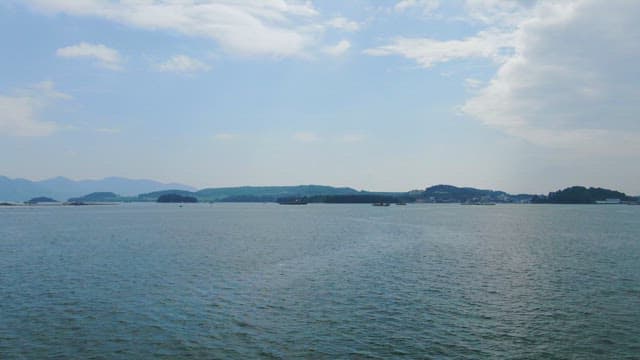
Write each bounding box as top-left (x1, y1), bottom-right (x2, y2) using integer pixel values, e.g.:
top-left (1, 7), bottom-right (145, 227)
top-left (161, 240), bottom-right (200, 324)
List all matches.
top-left (1, 203), bottom-right (639, 359)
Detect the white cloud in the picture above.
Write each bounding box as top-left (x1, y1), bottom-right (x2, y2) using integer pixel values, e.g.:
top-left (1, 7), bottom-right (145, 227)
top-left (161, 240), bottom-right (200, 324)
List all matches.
top-left (56, 42), bottom-right (122, 70)
top-left (27, 0), bottom-right (327, 57)
top-left (368, 0), bottom-right (640, 153)
top-left (326, 16), bottom-right (360, 32)
top-left (0, 81), bottom-right (68, 136)
top-left (324, 40), bottom-right (351, 56)
top-left (395, 0), bottom-right (439, 14)
top-left (292, 131), bottom-right (320, 143)
top-left (156, 55), bottom-right (211, 73)
top-left (364, 29), bottom-right (514, 68)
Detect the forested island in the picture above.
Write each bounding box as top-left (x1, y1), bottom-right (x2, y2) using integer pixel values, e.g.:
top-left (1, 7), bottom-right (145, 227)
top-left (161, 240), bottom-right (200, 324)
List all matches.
top-left (68, 192), bottom-right (123, 203)
top-left (26, 196), bottom-right (58, 204)
top-left (531, 186), bottom-right (635, 204)
top-left (1, 178), bottom-right (638, 205)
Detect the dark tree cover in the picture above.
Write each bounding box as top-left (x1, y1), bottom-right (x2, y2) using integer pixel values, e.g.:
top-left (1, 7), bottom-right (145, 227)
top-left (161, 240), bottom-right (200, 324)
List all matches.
top-left (195, 185), bottom-right (360, 202)
top-left (26, 196), bottom-right (58, 204)
top-left (219, 195), bottom-right (277, 202)
top-left (68, 192), bottom-right (121, 202)
top-left (157, 193), bottom-right (198, 203)
top-left (138, 189), bottom-right (196, 201)
top-left (139, 185), bottom-right (362, 202)
top-left (531, 186), bottom-right (630, 204)
top-left (276, 197), bottom-right (309, 204)
top-left (530, 195), bottom-right (548, 203)
top-left (305, 194), bottom-right (399, 204)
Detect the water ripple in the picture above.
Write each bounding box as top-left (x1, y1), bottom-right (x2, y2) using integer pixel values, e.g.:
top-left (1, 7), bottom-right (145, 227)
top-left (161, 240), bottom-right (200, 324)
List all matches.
top-left (1, 203), bottom-right (639, 358)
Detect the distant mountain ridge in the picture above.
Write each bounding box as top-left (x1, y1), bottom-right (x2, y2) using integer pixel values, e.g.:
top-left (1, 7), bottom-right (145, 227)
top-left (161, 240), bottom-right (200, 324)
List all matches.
top-left (0, 176), bottom-right (196, 202)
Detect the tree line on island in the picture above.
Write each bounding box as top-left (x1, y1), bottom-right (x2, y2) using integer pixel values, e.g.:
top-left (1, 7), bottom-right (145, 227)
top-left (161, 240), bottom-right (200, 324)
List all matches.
top-left (530, 186), bottom-right (634, 204)
top-left (4, 175), bottom-right (637, 205)
top-left (14, 184), bottom-right (635, 205)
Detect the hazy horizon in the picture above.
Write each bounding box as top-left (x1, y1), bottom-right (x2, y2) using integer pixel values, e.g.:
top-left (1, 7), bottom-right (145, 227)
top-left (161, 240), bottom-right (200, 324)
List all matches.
top-left (2, 173), bottom-right (638, 196)
top-left (2, 1), bottom-right (639, 194)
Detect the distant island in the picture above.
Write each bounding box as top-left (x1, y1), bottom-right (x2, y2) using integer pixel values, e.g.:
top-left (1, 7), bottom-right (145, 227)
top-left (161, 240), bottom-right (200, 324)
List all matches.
top-left (531, 186), bottom-right (635, 204)
top-left (0, 175), bottom-right (195, 203)
top-left (68, 192), bottom-right (124, 203)
top-left (26, 196), bottom-right (58, 204)
top-left (0, 175), bottom-right (638, 205)
top-left (157, 194), bottom-right (198, 203)
top-left (277, 194), bottom-right (400, 204)
top-left (139, 185), bottom-right (360, 203)
top-left (143, 184), bottom-right (636, 205)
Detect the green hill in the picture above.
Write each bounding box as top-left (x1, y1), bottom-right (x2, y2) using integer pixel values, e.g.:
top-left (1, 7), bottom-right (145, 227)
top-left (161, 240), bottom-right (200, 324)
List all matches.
top-left (139, 185), bottom-right (361, 202)
top-left (35, 182), bottom-right (634, 205)
top-left (531, 186), bottom-right (632, 204)
top-left (138, 189), bottom-right (196, 201)
top-left (197, 185), bottom-right (360, 202)
top-left (68, 192), bottom-right (125, 202)
top-left (26, 196), bottom-right (58, 204)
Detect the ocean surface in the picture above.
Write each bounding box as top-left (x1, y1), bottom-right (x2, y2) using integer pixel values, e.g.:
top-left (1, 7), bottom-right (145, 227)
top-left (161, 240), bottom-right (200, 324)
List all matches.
top-left (1, 203), bottom-right (639, 359)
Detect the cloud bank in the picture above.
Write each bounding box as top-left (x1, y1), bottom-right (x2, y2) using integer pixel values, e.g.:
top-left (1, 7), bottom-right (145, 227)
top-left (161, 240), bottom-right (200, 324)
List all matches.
top-left (26, 0), bottom-right (347, 58)
top-left (462, 1), bottom-right (640, 152)
top-left (368, 0), bottom-right (640, 153)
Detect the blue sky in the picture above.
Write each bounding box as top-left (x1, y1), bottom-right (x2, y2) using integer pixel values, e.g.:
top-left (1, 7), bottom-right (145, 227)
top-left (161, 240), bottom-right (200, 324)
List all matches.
top-left (1, 0), bottom-right (639, 194)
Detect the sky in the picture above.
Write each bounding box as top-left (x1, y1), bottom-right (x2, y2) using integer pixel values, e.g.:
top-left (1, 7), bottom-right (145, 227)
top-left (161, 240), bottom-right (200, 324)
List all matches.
top-left (1, 0), bottom-right (639, 194)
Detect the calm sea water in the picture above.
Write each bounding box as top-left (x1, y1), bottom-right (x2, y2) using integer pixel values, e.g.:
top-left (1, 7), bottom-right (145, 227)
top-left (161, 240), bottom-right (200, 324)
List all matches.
top-left (1, 203), bottom-right (639, 359)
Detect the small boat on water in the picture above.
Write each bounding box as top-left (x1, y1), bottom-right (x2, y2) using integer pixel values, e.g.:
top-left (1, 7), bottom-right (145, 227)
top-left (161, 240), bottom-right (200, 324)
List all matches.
top-left (396, 201), bottom-right (407, 205)
top-left (372, 202), bottom-right (390, 207)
